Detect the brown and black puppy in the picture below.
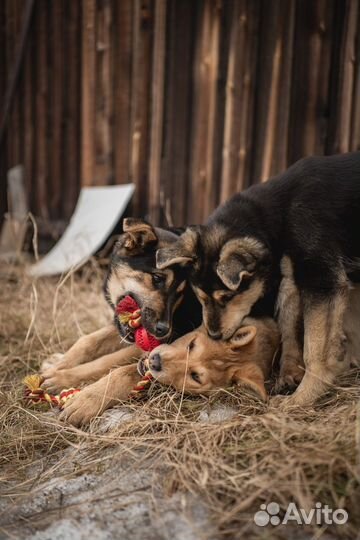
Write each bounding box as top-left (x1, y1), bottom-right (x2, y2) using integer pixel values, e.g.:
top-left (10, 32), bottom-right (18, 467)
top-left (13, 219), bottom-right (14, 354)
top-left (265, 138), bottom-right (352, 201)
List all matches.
top-left (156, 153), bottom-right (360, 406)
top-left (143, 317), bottom-right (280, 400)
top-left (105, 218), bottom-right (201, 343)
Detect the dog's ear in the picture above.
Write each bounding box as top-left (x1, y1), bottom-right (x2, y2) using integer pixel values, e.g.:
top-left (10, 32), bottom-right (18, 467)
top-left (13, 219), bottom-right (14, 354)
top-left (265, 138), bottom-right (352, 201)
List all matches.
top-left (156, 227), bottom-right (198, 269)
top-left (231, 365), bottom-right (267, 401)
top-left (154, 227), bottom-right (180, 247)
top-left (217, 263), bottom-right (252, 291)
top-left (229, 325), bottom-right (257, 350)
top-left (156, 246), bottom-right (194, 269)
top-left (113, 218), bottom-right (158, 256)
top-left (216, 237), bottom-right (267, 290)
top-left (123, 218), bottom-right (158, 247)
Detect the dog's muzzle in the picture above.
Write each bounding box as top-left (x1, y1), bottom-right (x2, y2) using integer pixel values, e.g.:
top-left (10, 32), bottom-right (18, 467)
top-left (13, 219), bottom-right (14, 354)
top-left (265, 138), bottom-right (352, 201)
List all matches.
top-left (148, 353), bottom-right (162, 372)
top-left (137, 357), bottom-right (148, 376)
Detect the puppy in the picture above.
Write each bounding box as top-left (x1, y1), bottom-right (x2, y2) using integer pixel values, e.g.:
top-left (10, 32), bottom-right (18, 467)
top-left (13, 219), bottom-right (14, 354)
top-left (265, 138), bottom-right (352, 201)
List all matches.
top-left (156, 152), bottom-right (360, 405)
top-left (143, 318), bottom-right (280, 400)
top-left (105, 218), bottom-right (201, 343)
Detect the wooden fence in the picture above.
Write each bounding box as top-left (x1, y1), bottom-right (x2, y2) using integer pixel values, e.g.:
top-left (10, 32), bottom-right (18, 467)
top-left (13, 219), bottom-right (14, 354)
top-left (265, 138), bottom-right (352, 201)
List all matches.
top-left (1, 0), bottom-right (360, 229)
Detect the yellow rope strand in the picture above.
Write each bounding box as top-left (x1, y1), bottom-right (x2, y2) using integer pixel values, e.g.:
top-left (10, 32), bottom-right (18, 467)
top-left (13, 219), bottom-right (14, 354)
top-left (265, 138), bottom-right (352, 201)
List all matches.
top-left (23, 374), bottom-right (80, 409)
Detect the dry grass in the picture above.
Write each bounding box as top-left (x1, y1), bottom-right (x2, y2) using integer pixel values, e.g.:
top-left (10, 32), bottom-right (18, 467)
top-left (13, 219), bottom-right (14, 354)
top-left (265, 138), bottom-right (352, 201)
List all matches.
top-left (0, 260), bottom-right (359, 539)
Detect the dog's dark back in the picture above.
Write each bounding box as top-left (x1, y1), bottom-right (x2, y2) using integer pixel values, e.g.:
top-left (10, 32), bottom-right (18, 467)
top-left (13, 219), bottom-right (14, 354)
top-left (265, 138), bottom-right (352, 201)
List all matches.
top-left (202, 152), bottom-right (360, 290)
top-left (209, 152), bottom-right (360, 260)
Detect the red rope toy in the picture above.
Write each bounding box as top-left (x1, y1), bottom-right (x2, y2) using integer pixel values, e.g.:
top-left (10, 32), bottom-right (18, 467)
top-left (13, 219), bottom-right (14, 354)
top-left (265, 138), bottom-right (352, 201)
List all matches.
top-left (115, 295), bottom-right (161, 352)
top-left (115, 295), bottom-right (161, 397)
top-left (23, 296), bottom-right (160, 407)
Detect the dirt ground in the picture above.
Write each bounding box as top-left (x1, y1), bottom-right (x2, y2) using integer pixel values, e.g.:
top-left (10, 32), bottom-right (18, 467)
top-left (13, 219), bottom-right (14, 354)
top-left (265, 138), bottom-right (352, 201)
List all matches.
top-left (0, 261), bottom-right (359, 540)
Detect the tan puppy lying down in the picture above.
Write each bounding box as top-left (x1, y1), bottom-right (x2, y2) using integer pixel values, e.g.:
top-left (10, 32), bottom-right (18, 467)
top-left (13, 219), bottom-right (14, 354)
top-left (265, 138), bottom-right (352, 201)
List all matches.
top-left (60, 317), bottom-right (279, 425)
top-left (141, 317), bottom-right (280, 400)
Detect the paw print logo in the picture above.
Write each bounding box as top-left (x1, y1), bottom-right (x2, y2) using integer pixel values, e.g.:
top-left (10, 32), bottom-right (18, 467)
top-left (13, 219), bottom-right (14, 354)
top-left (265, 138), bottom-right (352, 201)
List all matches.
top-left (254, 502), bottom-right (281, 526)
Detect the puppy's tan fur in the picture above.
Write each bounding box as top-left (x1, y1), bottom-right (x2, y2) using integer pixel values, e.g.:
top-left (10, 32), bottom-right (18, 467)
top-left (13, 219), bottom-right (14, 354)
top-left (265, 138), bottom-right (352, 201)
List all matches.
top-left (147, 317), bottom-right (280, 400)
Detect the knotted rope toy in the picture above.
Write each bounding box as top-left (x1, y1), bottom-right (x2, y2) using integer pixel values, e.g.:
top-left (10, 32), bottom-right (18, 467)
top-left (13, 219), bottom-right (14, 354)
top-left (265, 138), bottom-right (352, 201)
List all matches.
top-left (23, 374), bottom-right (80, 408)
top-left (116, 295), bottom-right (162, 398)
top-left (23, 296), bottom-right (161, 406)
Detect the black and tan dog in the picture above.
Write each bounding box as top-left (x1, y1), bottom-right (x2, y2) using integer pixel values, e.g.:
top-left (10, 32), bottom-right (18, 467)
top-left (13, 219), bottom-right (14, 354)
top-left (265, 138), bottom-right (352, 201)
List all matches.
top-left (104, 218), bottom-right (201, 343)
top-left (41, 218), bottom-right (201, 424)
top-left (157, 152), bottom-right (360, 406)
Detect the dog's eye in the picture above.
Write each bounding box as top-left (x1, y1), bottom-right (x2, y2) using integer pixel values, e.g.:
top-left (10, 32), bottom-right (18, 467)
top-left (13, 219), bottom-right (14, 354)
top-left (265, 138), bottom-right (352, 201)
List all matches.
top-left (218, 292), bottom-right (234, 306)
top-left (191, 371), bottom-right (201, 384)
top-left (152, 273), bottom-right (166, 286)
top-left (187, 339), bottom-right (196, 352)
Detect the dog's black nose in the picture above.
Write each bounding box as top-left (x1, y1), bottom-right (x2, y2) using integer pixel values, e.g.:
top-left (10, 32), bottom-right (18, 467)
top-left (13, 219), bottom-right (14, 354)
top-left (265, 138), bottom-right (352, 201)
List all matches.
top-left (155, 321), bottom-right (170, 338)
top-left (208, 330), bottom-right (222, 340)
top-left (149, 353), bottom-right (162, 371)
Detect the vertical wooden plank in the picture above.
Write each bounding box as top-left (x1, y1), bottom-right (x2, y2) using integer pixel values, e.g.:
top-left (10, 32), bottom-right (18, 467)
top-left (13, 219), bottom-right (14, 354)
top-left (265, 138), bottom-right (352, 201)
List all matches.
top-left (0, 2), bottom-right (6, 122)
top-left (188, 0), bottom-right (232, 221)
top-left (188, 0), bottom-right (210, 223)
top-left (203, 0), bottom-right (222, 218)
top-left (129, 0), bottom-right (154, 217)
top-left (288, 0), bottom-right (335, 163)
top-left (327, 0), bottom-right (359, 154)
top-left (188, 0), bottom-right (223, 223)
top-left (63, 0), bottom-right (82, 219)
top-left (350, 2), bottom-right (360, 151)
top-left (94, 0), bottom-right (114, 185)
top-left (161, 0), bottom-right (196, 226)
top-left (48, 0), bottom-right (64, 220)
top-left (81, 0), bottom-right (96, 186)
top-left (5, 0), bottom-right (15, 168)
top-left (17, 4), bottom-right (25, 173)
top-left (220, 0), bottom-right (260, 201)
top-left (35, 0), bottom-right (48, 218)
top-left (11, 1), bottom-right (22, 169)
top-left (272, 0), bottom-right (295, 175)
top-left (209, 0), bottom-right (232, 210)
top-left (23, 2), bottom-right (35, 210)
top-left (0, 0), bottom-right (7, 224)
top-left (113, 0), bottom-right (133, 186)
top-left (251, 0), bottom-right (295, 183)
top-left (148, 0), bottom-right (166, 224)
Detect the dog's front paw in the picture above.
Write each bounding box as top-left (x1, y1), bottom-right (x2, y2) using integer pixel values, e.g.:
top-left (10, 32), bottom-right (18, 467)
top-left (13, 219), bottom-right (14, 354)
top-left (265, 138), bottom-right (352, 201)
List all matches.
top-left (270, 393), bottom-right (303, 410)
top-left (41, 368), bottom-right (80, 394)
top-left (59, 387), bottom-right (105, 427)
top-left (269, 394), bottom-right (290, 408)
top-left (275, 357), bottom-right (305, 394)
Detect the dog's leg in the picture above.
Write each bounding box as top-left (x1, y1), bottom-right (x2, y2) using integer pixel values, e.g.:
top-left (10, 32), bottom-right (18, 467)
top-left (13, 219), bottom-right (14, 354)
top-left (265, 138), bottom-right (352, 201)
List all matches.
top-left (59, 364), bottom-right (142, 426)
top-left (42, 324), bottom-right (124, 374)
top-left (287, 280), bottom-right (350, 406)
top-left (275, 256), bottom-right (304, 392)
top-left (42, 345), bottom-right (142, 393)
